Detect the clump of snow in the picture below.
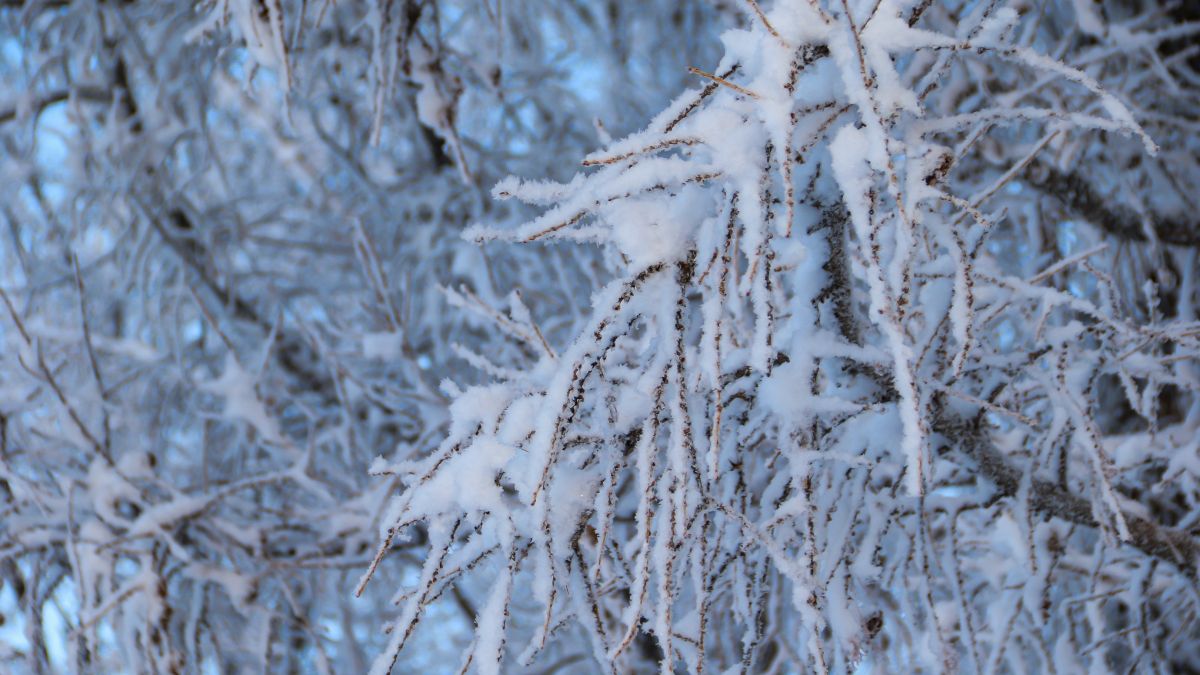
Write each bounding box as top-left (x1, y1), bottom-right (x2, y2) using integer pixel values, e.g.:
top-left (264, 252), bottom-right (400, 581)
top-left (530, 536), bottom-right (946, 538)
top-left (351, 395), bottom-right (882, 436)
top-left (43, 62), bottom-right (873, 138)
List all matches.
top-left (603, 185), bottom-right (710, 267)
top-left (200, 353), bottom-right (285, 445)
top-left (362, 331), bottom-right (403, 360)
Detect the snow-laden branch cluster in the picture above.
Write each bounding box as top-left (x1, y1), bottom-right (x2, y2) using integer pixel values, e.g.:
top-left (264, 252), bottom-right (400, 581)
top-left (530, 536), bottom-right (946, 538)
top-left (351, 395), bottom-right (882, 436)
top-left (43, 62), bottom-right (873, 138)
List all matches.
top-left (362, 1), bottom-right (1200, 672)
top-left (0, 0), bottom-right (1198, 672)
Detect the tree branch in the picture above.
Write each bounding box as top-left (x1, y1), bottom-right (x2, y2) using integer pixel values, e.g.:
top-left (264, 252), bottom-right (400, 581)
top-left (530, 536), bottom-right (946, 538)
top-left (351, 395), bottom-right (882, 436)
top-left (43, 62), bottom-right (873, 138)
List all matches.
top-left (1028, 162), bottom-right (1200, 248)
top-left (933, 410), bottom-right (1199, 579)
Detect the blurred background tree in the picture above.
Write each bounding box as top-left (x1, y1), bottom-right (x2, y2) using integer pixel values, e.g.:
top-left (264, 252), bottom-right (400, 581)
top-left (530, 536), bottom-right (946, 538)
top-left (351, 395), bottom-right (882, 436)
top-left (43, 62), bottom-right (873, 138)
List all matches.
top-left (0, 0), bottom-right (732, 671)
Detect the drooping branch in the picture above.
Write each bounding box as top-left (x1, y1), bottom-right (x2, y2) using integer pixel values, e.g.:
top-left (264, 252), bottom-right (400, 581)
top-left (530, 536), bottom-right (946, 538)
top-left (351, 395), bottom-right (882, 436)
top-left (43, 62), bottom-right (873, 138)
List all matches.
top-left (933, 410), bottom-right (1199, 579)
top-left (1027, 162), bottom-right (1200, 248)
